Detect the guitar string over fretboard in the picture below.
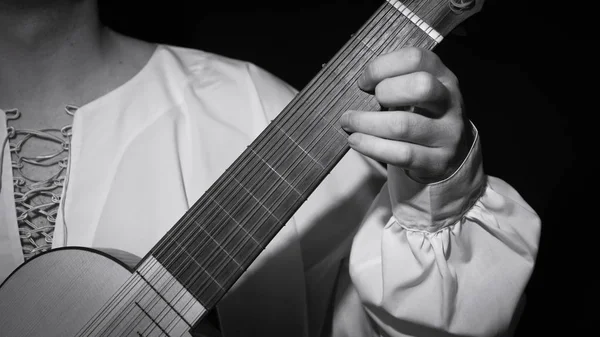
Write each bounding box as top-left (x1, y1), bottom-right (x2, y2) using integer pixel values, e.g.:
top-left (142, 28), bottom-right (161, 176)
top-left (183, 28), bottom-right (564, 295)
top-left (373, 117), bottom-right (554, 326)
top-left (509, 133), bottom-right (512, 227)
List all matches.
top-left (72, 1), bottom-right (484, 336)
top-left (148, 0), bottom-right (463, 322)
top-left (386, 0), bottom-right (444, 43)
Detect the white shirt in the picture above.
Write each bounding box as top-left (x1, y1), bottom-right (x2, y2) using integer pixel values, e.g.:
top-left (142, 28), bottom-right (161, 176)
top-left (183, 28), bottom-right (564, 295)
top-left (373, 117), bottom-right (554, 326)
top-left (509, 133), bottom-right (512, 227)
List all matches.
top-left (0, 44), bottom-right (541, 336)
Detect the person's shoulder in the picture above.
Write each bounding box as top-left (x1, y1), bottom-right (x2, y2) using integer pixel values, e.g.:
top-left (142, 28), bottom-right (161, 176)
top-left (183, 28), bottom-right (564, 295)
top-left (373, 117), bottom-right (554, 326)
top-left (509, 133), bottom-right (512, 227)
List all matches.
top-left (160, 44), bottom-right (297, 118)
top-left (163, 45), bottom-right (292, 88)
top-left (159, 44), bottom-right (257, 83)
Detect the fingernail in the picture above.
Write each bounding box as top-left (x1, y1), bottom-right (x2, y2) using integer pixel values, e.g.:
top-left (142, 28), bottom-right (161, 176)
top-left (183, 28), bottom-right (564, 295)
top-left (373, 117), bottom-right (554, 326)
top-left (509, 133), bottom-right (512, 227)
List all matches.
top-left (339, 111), bottom-right (350, 129)
top-left (357, 75), bottom-right (366, 90)
top-left (347, 133), bottom-right (357, 146)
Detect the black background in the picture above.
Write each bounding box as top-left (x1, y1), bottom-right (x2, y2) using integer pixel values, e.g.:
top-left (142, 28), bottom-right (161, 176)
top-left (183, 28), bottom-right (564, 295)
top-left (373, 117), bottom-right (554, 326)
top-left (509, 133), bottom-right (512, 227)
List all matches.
top-left (99, 0), bottom-right (590, 335)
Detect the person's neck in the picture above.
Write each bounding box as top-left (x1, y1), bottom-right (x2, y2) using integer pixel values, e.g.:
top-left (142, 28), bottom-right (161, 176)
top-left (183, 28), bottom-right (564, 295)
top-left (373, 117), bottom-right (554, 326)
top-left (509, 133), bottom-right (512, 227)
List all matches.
top-left (0, 1), bottom-right (150, 114)
top-left (1, 2), bottom-right (106, 78)
top-left (0, 1), bottom-right (103, 49)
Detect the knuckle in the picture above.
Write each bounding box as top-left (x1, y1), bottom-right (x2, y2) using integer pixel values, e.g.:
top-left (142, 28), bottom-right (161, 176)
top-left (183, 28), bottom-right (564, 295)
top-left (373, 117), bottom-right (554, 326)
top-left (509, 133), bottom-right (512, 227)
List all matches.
top-left (390, 115), bottom-right (409, 138)
top-left (444, 69), bottom-right (460, 88)
top-left (438, 150), bottom-right (456, 175)
top-left (439, 149), bottom-right (454, 168)
top-left (348, 133), bottom-right (362, 148)
top-left (395, 145), bottom-right (413, 167)
top-left (347, 111), bottom-right (361, 129)
top-left (411, 72), bottom-right (436, 99)
top-left (364, 61), bottom-right (381, 82)
top-left (448, 70), bottom-right (459, 85)
top-left (446, 137), bottom-right (460, 154)
top-left (403, 47), bottom-right (425, 68)
top-left (374, 79), bottom-right (390, 101)
top-left (429, 50), bottom-right (441, 64)
top-left (437, 120), bottom-right (461, 149)
top-left (449, 130), bottom-right (463, 150)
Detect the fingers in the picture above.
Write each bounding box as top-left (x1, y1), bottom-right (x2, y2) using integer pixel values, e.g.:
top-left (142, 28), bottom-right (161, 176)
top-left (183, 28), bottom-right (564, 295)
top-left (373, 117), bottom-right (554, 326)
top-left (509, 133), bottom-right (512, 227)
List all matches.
top-left (347, 132), bottom-right (454, 178)
top-left (345, 47), bottom-right (468, 181)
top-left (358, 47), bottom-right (458, 93)
top-left (340, 110), bottom-right (455, 147)
top-left (374, 71), bottom-right (450, 115)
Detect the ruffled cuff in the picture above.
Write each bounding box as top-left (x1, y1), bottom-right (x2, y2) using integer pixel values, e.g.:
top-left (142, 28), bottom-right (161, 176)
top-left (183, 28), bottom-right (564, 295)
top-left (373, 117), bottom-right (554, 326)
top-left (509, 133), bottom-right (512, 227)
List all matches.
top-left (388, 122), bottom-right (485, 232)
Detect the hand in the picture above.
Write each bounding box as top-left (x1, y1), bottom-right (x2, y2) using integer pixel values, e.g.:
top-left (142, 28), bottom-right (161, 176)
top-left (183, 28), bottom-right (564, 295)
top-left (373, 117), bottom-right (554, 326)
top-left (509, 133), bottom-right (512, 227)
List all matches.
top-left (340, 47), bottom-right (473, 183)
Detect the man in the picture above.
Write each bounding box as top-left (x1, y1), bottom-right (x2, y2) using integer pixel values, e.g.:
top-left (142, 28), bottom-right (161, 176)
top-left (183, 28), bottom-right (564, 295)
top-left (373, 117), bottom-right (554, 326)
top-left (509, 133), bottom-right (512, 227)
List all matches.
top-left (0, 0), bottom-right (541, 336)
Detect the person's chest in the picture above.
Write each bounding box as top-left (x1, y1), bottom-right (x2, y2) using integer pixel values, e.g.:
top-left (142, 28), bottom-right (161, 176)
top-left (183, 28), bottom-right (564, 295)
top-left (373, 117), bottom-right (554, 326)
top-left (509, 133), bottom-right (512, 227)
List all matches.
top-left (4, 104), bottom-right (76, 181)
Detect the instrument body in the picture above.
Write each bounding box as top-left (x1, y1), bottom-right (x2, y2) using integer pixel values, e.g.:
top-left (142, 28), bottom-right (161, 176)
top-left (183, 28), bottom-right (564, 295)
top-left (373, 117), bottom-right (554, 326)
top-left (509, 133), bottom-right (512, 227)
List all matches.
top-left (0, 248), bottom-right (218, 337)
top-left (0, 248), bottom-right (133, 337)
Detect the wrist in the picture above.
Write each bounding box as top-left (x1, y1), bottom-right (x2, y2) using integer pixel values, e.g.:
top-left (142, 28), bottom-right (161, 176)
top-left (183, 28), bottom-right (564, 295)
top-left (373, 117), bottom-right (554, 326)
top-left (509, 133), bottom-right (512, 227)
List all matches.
top-left (407, 121), bottom-right (475, 184)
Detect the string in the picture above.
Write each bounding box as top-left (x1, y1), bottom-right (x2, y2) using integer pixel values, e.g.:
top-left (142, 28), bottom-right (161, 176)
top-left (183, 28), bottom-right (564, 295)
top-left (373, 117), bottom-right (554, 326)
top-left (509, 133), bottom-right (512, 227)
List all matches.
top-left (75, 1), bottom-right (454, 334)
top-left (136, 2), bottom-right (432, 335)
top-left (127, 0), bottom-right (446, 334)
top-left (174, 0), bottom-right (441, 307)
top-left (170, 0), bottom-right (460, 322)
top-left (103, 8), bottom-right (392, 334)
top-left (79, 3), bottom-right (398, 334)
top-left (105, 1), bottom-right (440, 334)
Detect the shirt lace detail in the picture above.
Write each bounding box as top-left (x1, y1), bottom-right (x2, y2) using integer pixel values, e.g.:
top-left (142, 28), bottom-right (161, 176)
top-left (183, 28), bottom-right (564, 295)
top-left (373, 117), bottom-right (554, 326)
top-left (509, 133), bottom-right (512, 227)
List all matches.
top-left (1, 106), bottom-right (76, 260)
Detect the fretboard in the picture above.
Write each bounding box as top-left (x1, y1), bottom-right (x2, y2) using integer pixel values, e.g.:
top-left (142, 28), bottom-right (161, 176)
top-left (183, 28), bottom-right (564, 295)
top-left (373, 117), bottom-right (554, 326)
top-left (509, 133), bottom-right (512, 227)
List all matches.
top-left (72, 2), bottom-right (486, 335)
top-left (145, 0), bottom-right (476, 322)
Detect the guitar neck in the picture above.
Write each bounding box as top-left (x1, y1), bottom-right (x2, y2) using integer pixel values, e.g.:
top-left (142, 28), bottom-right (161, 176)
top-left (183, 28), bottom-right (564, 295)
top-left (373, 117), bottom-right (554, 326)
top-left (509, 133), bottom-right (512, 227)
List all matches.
top-left (137, 0), bottom-right (479, 325)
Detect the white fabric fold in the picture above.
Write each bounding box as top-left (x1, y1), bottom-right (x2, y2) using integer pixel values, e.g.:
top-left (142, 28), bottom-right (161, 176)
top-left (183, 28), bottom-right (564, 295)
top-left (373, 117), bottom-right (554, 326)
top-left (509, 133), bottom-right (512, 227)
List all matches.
top-left (1, 44), bottom-right (541, 337)
top-left (350, 131), bottom-right (541, 336)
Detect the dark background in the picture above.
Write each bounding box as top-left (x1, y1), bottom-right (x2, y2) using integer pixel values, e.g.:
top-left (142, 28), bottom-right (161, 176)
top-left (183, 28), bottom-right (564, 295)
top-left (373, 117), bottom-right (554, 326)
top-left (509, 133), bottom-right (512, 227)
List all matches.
top-left (99, 0), bottom-right (589, 335)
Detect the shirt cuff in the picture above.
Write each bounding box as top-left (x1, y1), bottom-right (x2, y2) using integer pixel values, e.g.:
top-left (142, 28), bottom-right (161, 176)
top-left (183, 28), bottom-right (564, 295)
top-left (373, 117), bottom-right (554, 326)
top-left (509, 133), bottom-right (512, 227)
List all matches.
top-left (387, 121), bottom-right (485, 232)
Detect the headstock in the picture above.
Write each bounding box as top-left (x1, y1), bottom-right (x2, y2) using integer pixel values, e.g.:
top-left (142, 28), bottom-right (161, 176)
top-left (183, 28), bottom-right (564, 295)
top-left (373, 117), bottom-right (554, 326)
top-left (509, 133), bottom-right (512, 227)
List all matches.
top-left (428, 0), bottom-right (487, 36)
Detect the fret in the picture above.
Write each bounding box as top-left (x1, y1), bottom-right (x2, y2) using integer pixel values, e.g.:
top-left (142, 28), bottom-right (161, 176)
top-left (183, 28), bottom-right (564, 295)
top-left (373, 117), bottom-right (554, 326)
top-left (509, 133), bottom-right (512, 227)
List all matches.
top-left (134, 301), bottom-right (171, 337)
top-left (248, 128), bottom-right (326, 194)
top-left (206, 189), bottom-right (265, 248)
top-left (275, 1), bottom-right (395, 116)
top-left (162, 241), bottom-right (232, 308)
top-left (172, 240), bottom-right (226, 290)
top-left (156, 167), bottom-right (292, 304)
top-left (157, 224), bottom-right (245, 301)
top-left (357, 4), bottom-right (414, 52)
top-left (141, 0), bottom-right (484, 325)
top-left (169, 164), bottom-right (284, 248)
top-left (195, 220), bottom-right (243, 269)
top-left (135, 270), bottom-right (194, 328)
top-left (132, 259), bottom-right (206, 337)
top-left (79, 259), bottom-right (205, 337)
top-left (274, 6), bottom-right (399, 130)
top-left (248, 143), bottom-right (311, 191)
top-left (386, 0), bottom-right (444, 43)
top-left (265, 5), bottom-right (425, 166)
top-left (167, 220), bottom-right (252, 295)
top-left (308, 126), bottom-right (350, 170)
top-left (205, 192), bottom-right (265, 248)
top-left (231, 175), bottom-right (285, 224)
top-left (233, 149), bottom-right (305, 220)
top-left (270, 124), bottom-right (324, 171)
top-left (268, 115), bottom-right (337, 166)
top-left (193, 178), bottom-right (282, 248)
top-left (199, 173), bottom-right (282, 244)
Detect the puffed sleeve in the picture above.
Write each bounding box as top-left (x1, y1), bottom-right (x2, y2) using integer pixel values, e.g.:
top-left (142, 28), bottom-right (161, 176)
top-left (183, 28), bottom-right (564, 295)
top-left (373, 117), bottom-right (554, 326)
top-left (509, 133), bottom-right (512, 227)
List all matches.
top-left (349, 124), bottom-right (541, 336)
